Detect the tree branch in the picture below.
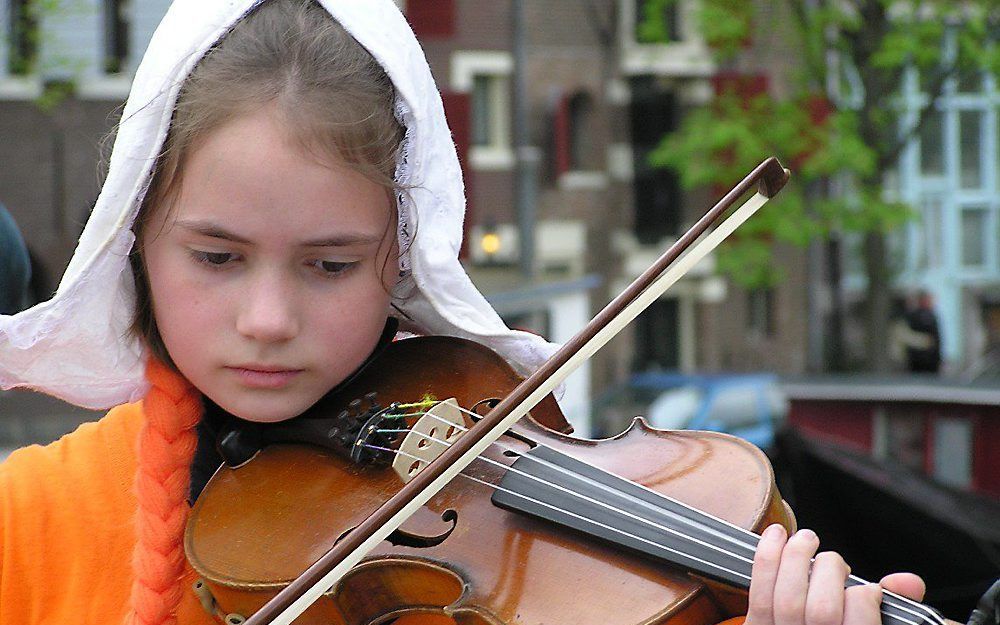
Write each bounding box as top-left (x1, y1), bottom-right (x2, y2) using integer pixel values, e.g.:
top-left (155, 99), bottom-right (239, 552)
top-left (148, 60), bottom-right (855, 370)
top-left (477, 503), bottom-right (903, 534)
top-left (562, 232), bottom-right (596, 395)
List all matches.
top-left (876, 54), bottom-right (962, 173)
top-left (786, 0), bottom-right (828, 88)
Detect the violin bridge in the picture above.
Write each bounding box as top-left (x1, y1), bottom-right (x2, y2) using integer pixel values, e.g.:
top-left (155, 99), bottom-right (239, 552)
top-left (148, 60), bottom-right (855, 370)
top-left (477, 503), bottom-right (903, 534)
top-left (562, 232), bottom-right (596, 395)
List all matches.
top-left (392, 398), bottom-right (466, 484)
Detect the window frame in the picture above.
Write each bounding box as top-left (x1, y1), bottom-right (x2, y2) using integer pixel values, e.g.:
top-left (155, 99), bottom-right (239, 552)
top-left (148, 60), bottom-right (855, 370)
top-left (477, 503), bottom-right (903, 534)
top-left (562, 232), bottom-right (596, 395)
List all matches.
top-left (898, 61), bottom-right (1000, 282)
top-left (618, 0), bottom-right (714, 77)
top-left (0, 0), bottom-right (42, 98)
top-left (450, 50), bottom-right (514, 171)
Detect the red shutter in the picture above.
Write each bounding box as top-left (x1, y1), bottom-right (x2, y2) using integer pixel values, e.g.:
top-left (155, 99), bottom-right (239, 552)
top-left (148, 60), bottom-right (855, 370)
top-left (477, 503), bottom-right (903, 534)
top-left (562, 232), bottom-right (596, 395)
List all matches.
top-left (406, 0), bottom-right (456, 39)
top-left (441, 91), bottom-right (473, 259)
top-left (709, 72), bottom-right (770, 197)
top-left (791, 93), bottom-right (834, 169)
top-left (711, 71), bottom-right (769, 100)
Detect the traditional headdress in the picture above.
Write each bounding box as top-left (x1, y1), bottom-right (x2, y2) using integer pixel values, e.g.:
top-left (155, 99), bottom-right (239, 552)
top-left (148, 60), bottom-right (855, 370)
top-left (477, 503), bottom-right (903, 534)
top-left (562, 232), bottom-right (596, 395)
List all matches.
top-left (0, 0), bottom-right (559, 409)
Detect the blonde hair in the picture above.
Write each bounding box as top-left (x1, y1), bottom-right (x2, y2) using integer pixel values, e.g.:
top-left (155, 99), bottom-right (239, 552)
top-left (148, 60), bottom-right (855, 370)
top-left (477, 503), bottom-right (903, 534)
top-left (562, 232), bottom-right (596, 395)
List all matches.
top-left (126, 2), bottom-right (405, 623)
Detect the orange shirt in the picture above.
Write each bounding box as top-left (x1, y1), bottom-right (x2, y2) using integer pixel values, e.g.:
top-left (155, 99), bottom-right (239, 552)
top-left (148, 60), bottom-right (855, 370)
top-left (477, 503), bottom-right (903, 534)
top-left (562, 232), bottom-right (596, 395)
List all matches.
top-left (0, 402), bottom-right (213, 624)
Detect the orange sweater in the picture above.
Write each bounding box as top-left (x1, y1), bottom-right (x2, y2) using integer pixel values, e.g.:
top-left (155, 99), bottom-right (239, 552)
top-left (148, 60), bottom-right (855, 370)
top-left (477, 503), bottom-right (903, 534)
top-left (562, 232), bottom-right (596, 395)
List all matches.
top-left (0, 402), bottom-right (212, 624)
top-left (0, 403), bottom-right (748, 625)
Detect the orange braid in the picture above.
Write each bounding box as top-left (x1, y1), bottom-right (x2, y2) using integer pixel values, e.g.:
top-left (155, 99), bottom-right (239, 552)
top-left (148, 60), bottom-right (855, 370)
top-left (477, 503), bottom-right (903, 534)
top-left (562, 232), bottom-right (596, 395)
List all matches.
top-left (128, 359), bottom-right (203, 625)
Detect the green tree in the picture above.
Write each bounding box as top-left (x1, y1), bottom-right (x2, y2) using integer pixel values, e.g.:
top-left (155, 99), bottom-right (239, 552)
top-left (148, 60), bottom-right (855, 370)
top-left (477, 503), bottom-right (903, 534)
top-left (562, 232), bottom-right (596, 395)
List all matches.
top-left (644, 0), bottom-right (1000, 371)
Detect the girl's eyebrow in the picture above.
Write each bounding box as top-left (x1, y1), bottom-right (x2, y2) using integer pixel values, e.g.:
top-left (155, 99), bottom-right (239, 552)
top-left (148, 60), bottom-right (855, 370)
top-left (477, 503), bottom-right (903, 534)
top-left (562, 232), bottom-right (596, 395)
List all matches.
top-left (174, 219), bottom-right (382, 247)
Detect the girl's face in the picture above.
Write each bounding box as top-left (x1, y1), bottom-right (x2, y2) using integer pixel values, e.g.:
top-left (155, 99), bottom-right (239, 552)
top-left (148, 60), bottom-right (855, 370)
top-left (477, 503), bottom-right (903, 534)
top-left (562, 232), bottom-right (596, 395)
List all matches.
top-left (142, 106), bottom-right (398, 422)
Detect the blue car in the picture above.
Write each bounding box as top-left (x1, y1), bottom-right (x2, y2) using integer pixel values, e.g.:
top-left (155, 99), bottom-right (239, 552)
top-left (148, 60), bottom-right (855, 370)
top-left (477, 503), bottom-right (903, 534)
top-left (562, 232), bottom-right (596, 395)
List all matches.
top-left (591, 372), bottom-right (788, 451)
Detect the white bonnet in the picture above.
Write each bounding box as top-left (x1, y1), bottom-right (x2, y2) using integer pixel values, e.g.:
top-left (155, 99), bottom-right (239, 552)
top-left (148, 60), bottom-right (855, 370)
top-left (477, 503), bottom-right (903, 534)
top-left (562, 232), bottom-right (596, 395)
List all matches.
top-left (0, 0), bottom-right (559, 409)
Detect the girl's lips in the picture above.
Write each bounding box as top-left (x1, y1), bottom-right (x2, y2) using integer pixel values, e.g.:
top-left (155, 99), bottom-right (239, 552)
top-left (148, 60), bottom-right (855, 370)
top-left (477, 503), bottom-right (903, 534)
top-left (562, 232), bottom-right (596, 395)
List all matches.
top-left (227, 366), bottom-right (303, 389)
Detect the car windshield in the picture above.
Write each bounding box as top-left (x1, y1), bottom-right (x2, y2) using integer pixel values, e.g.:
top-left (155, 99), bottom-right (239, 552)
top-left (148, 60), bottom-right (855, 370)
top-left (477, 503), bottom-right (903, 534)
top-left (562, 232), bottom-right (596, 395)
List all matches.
top-left (646, 386), bottom-right (703, 430)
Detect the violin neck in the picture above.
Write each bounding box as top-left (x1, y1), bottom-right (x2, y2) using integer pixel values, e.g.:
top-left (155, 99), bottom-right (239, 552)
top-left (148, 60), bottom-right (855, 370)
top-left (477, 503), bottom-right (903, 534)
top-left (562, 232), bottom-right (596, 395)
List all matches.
top-left (491, 444), bottom-right (947, 625)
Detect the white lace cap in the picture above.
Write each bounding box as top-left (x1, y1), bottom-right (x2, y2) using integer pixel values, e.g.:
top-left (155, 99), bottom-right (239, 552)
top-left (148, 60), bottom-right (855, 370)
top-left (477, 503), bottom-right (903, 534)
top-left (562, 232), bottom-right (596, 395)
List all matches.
top-left (0, 0), bottom-right (559, 409)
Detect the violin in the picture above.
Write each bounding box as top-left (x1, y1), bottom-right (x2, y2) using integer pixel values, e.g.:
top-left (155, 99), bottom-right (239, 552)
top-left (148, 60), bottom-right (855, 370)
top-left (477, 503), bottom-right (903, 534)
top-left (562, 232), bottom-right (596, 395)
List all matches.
top-left (186, 335), bottom-right (793, 625)
top-left (182, 159), bottom-right (958, 625)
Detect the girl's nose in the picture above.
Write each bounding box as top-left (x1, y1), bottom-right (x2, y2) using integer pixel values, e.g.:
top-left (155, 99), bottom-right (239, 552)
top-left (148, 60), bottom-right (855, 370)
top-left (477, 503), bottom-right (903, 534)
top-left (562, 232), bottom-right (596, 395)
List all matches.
top-left (235, 272), bottom-right (300, 343)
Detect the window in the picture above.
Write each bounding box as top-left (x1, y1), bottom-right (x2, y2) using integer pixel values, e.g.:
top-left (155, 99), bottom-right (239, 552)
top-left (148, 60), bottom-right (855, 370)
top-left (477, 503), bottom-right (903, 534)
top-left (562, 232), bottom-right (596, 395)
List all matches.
top-left (552, 90), bottom-right (606, 187)
top-left (451, 51), bottom-right (513, 170)
top-left (747, 288), bottom-right (775, 336)
top-left (567, 92), bottom-right (596, 171)
top-left (919, 107), bottom-right (944, 177)
top-left (104, 0), bottom-right (130, 74)
top-left (629, 77), bottom-right (681, 242)
top-left (634, 0), bottom-right (680, 44)
top-left (960, 206), bottom-right (988, 268)
top-left (881, 411), bottom-right (925, 471)
top-left (7, 0), bottom-right (37, 75)
top-left (471, 74), bottom-right (505, 147)
top-left (896, 41), bottom-right (1000, 367)
top-left (620, 0), bottom-right (714, 77)
top-left (931, 417), bottom-right (972, 488)
top-left (634, 298), bottom-right (679, 370)
top-left (959, 110), bottom-right (983, 189)
top-left (918, 195), bottom-right (943, 269)
top-left (957, 68), bottom-right (982, 94)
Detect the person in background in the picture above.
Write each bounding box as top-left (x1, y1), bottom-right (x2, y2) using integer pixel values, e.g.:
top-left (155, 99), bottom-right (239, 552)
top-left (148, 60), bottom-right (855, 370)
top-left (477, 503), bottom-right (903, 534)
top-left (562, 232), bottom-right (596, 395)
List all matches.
top-left (0, 203), bottom-right (31, 315)
top-left (905, 290), bottom-right (942, 374)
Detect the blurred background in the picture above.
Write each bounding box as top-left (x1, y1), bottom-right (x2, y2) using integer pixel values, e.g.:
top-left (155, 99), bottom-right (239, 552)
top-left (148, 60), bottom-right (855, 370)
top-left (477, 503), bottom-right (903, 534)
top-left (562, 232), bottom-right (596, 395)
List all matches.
top-left (0, 0), bottom-right (998, 619)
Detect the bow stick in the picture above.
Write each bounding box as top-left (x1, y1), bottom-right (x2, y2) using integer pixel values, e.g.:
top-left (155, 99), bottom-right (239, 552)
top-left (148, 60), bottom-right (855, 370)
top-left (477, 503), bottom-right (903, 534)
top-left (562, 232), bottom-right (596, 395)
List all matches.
top-left (246, 156), bottom-right (791, 625)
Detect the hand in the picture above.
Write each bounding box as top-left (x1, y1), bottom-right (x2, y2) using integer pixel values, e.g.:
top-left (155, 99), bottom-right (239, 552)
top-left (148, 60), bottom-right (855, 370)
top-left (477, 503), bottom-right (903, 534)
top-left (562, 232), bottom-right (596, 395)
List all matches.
top-left (747, 524), bottom-right (926, 625)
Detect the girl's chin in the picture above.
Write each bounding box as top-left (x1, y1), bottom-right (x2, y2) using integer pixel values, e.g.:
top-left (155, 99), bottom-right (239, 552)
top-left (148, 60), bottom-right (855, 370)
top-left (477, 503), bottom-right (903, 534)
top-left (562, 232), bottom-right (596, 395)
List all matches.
top-left (211, 395), bottom-right (313, 423)
top-left (236, 412), bottom-right (298, 424)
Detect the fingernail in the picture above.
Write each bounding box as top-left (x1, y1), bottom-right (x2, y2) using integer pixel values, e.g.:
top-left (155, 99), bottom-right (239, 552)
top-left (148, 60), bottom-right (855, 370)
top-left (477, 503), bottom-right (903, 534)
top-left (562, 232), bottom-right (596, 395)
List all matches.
top-left (763, 524), bottom-right (785, 539)
top-left (796, 528), bottom-right (817, 541)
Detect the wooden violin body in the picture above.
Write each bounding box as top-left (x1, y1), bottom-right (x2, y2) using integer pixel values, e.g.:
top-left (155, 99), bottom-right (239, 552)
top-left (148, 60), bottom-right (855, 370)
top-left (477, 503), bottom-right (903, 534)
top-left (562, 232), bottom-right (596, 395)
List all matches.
top-left (185, 336), bottom-right (795, 625)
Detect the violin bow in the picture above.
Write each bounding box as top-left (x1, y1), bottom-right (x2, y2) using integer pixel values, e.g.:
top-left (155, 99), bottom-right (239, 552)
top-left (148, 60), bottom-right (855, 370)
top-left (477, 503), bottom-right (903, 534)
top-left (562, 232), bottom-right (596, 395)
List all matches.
top-left (245, 156), bottom-right (791, 625)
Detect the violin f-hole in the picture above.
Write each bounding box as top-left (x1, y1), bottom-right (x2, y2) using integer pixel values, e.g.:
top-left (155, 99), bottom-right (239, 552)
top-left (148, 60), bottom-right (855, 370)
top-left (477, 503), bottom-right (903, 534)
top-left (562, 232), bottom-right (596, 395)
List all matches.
top-left (386, 509), bottom-right (459, 549)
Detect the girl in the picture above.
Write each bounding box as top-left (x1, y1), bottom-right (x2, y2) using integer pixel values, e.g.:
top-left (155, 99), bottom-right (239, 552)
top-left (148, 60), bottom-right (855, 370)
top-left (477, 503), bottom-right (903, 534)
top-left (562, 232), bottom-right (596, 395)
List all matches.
top-left (0, 0), bottom-right (926, 623)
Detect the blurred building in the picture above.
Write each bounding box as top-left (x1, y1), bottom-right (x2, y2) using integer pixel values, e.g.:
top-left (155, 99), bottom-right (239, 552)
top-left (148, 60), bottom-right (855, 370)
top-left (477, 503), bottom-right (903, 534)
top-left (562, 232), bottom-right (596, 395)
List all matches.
top-left (8, 1), bottom-right (994, 437)
top-left (351, 0), bottom-right (815, 429)
top-left (0, 0), bottom-right (171, 297)
top-left (408, 0), bottom-right (817, 431)
top-left (888, 60), bottom-right (1000, 378)
top-left (0, 0), bottom-right (811, 435)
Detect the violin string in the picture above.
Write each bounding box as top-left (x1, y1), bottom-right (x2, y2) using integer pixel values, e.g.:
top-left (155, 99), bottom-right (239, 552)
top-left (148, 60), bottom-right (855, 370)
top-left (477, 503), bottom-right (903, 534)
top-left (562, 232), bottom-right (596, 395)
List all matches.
top-left (388, 404), bottom-right (760, 552)
top-left (373, 408), bottom-right (942, 625)
top-left (378, 426), bottom-right (759, 565)
top-left (367, 439), bottom-right (929, 625)
top-left (363, 442), bottom-right (758, 588)
top-left (444, 406), bottom-right (943, 625)
top-left (381, 410), bottom-right (786, 563)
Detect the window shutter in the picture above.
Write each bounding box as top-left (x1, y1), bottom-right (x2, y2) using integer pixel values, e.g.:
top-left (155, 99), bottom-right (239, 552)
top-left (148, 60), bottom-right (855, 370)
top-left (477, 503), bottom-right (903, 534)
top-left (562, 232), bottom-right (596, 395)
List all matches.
top-left (711, 71), bottom-right (769, 100)
top-left (441, 92), bottom-right (473, 258)
top-left (406, 0), bottom-right (456, 39)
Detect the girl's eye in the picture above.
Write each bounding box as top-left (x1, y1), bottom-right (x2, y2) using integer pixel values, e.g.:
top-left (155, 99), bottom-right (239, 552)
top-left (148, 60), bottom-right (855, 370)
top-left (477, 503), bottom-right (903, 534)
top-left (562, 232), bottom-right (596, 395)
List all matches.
top-left (191, 250), bottom-right (235, 266)
top-left (312, 260), bottom-right (356, 276)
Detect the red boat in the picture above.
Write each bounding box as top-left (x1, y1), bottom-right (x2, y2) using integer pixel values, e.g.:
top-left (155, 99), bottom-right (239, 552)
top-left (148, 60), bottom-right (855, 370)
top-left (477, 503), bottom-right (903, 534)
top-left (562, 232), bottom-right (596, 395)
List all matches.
top-left (776, 376), bottom-right (1000, 620)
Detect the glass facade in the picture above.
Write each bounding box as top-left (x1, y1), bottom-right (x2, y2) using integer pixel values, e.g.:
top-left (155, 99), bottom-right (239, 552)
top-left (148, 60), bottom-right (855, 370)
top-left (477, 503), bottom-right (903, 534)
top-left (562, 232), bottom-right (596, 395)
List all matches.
top-left (897, 56), bottom-right (1000, 366)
